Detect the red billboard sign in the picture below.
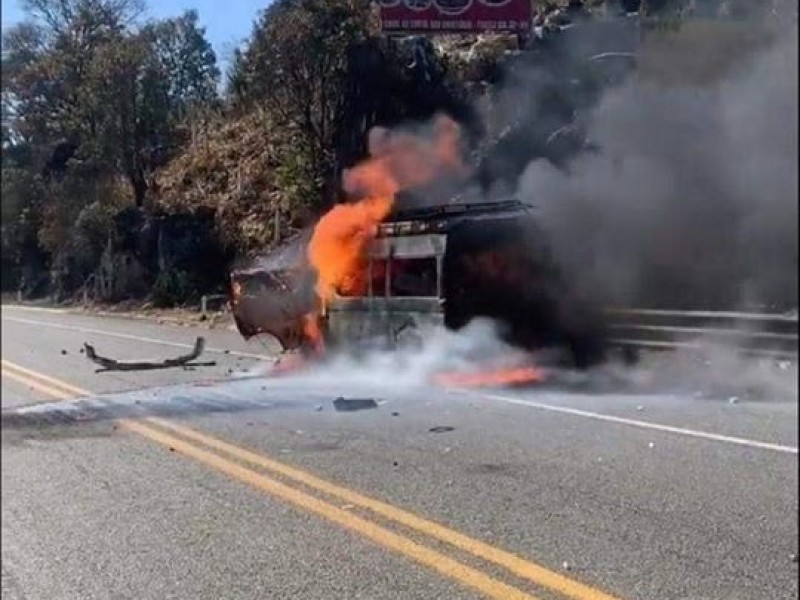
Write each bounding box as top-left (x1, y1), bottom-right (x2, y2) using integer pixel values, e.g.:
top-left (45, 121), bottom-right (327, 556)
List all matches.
top-left (378, 0), bottom-right (532, 35)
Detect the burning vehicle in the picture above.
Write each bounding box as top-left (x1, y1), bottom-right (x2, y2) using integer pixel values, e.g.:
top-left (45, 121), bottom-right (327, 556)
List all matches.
top-left (230, 198), bottom-right (609, 370)
top-left (229, 115), bottom-right (612, 374)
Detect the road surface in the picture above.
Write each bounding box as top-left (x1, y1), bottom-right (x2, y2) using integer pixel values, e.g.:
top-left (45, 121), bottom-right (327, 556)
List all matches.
top-left (2, 304), bottom-right (797, 600)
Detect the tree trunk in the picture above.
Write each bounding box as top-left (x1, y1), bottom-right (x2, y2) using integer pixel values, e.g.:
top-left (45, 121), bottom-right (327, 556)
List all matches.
top-left (131, 171), bottom-right (147, 208)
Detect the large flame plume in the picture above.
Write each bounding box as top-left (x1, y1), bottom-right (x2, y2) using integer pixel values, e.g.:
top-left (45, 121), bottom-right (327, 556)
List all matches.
top-left (305, 115), bottom-right (465, 333)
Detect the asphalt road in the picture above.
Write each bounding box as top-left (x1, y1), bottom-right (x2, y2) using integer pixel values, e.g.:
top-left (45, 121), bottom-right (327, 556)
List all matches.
top-left (2, 304), bottom-right (798, 600)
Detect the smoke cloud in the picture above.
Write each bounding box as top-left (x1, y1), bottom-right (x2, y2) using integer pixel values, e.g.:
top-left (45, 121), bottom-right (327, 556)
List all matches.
top-left (513, 21), bottom-right (798, 311)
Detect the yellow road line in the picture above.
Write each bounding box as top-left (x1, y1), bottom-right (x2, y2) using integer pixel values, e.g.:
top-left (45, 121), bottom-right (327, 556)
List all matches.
top-left (1, 359), bottom-right (622, 600)
top-left (2, 360), bottom-right (87, 397)
top-left (1, 366), bottom-right (75, 400)
top-left (147, 417), bottom-right (620, 600)
top-left (119, 419), bottom-right (540, 600)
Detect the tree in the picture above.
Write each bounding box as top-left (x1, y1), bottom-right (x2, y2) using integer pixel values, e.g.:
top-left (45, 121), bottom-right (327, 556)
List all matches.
top-left (229, 0), bottom-right (371, 209)
top-left (1, 0), bottom-right (220, 298)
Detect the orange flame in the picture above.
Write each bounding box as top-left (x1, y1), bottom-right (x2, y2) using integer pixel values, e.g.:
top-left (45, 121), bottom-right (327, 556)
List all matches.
top-left (302, 312), bottom-right (325, 354)
top-left (304, 115), bottom-right (465, 346)
top-left (433, 366), bottom-right (546, 388)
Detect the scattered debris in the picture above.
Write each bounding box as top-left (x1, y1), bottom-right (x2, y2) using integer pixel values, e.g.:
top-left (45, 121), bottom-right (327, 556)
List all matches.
top-left (562, 561), bottom-right (571, 571)
top-left (648, 442), bottom-right (655, 449)
top-left (778, 360), bottom-right (791, 370)
top-left (79, 347), bottom-right (85, 354)
top-left (429, 426), bottom-right (455, 433)
top-left (168, 446), bottom-right (175, 452)
top-left (791, 553), bottom-right (798, 563)
top-left (84, 337), bottom-right (215, 372)
top-left (391, 411), bottom-right (400, 417)
top-left (333, 397), bottom-right (378, 412)
top-left (728, 396), bottom-right (739, 405)
top-left (636, 405), bottom-right (644, 412)
top-left (341, 504), bottom-right (355, 510)
top-left (392, 461), bottom-right (399, 467)
top-left (443, 446), bottom-right (452, 453)
top-left (314, 404), bottom-right (324, 412)
top-left (61, 349), bottom-right (68, 355)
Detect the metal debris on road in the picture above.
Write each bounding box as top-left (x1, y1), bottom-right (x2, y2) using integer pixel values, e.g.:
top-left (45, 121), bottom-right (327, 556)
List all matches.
top-left (429, 426), bottom-right (455, 433)
top-left (333, 397), bottom-right (379, 412)
top-left (84, 337), bottom-right (215, 372)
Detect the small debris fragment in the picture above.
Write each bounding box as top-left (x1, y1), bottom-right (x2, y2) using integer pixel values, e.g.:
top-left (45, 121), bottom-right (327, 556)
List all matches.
top-left (443, 446), bottom-right (452, 453)
top-left (333, 397), bottom-right (378, 412)
top-left (223, 349), bottom-right (230, 354)
top-left (597, 457), bottom-right (603, 462)
top-left (636, 405), bottom-right (644, 412)
top-left (429, 426), bottom-right (455, 433)
top-left (562, 561), bottom-right (571, 571)
top-left (778, 360), bottom-right (791, 371)
top-left (79, 347), bottom-right (85, 354)
top-left (168, 446), bottom-right (175, 452)
top-left (790, 553), bottom-right (798, 563)
top-left (61, 349), bottom-right (68, 355)
top-left (392, 461), bottom-right (399, 467)
top-left (648, 442), bottom-right (655, 449)
top-left (391, 412), bottom-right (400, 417)
top-left (341, 504), bottom-right (355, 510)
top-left (314, 405), bottom-right (323, 412)
top-left (728, 396), bottom-right (739, 405)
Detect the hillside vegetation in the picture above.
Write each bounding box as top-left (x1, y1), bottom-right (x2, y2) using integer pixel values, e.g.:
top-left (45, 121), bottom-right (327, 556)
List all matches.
top-left (2, 0), bottom-right (789, 306)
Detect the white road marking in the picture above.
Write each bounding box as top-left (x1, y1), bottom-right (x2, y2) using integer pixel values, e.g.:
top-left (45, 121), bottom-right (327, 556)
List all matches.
top-left (2, 315), bottom-right (268, 360)
top-left (463, 389), bottom-right (799, 455)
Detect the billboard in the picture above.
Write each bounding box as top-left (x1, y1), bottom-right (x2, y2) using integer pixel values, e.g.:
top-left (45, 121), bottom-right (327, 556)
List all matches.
top-left (378, 0), bottom-right (532, 35)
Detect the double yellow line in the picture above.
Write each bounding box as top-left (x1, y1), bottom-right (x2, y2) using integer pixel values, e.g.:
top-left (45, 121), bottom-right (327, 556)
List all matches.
top-left (1, 359), bottom-right (622, 600)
